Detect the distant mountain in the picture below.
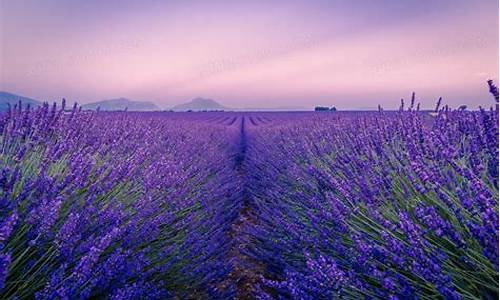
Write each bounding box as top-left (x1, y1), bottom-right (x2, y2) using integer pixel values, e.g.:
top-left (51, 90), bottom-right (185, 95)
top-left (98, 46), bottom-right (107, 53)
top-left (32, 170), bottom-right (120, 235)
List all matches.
top-left (82, 98), bottom-right (159, 111)
top-left (172, 97), bottom-right (227, 111)
top-left (0, 91), bottom-right (42, 111)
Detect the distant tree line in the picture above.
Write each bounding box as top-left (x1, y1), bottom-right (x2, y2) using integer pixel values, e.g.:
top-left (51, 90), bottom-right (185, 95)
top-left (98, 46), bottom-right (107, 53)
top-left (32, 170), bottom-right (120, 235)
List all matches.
top-left (314, 106), bottom-right (337, 111)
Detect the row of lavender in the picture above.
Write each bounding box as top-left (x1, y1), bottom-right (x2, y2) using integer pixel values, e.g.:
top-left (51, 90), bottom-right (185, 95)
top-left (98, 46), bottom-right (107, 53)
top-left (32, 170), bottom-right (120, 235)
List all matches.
top-left (244, 105), bottom-right (498, 298)
top-left (0, 93), bottom-right (498, 299)
top-left (0, 104), bottom-right (244, 299)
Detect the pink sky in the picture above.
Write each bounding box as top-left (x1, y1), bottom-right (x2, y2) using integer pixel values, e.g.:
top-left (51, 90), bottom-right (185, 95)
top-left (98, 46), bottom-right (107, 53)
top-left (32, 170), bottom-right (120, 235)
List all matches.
top-left (1, 0), bottom-right (498, 109)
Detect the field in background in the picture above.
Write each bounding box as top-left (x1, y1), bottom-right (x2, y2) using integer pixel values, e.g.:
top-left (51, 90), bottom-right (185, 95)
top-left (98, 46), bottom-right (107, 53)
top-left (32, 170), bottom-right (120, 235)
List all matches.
top-left (0, 100), bottom-right (498, 299)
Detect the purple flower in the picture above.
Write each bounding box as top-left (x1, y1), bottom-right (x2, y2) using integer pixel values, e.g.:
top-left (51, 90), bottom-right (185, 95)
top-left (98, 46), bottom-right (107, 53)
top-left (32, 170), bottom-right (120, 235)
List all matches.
top-left (0, 253), bottom-right (11, 290)
top-left (0, 212), bottom-right (18, 244)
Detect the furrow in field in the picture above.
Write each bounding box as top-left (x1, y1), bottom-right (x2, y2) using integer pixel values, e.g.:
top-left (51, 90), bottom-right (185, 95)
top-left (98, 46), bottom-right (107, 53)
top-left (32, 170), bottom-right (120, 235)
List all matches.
top-left (225, 116), bottom-right (264, 299)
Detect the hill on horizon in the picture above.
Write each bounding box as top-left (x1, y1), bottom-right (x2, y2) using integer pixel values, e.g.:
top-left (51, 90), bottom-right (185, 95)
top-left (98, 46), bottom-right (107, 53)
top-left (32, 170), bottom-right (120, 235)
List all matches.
top-left (81, 98), bottom-right (159, 111)
top-left (0, 91), bottom-right (42, 111)
top-left (172, 97), bottom-right (228, 111)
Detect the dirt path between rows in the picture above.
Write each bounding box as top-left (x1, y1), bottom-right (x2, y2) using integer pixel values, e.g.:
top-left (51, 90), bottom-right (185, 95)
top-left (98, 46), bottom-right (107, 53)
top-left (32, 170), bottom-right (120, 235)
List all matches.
top-left (226, 117), bottom-right (264, 299)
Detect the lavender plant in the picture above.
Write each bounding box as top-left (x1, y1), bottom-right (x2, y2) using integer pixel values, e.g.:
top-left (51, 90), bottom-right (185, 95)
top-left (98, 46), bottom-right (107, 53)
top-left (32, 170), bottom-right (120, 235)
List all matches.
top-left (0, 105), bottom-right (241, 299)
top-left (0, 83), bottom-right (498, 299)
top-left (245, 101), bottom-right (498, 299)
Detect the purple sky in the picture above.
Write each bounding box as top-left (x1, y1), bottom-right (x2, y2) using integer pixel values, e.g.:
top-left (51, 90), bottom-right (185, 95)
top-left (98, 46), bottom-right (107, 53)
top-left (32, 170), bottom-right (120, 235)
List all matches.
top-left (1, 0), bottom-right (498, 109)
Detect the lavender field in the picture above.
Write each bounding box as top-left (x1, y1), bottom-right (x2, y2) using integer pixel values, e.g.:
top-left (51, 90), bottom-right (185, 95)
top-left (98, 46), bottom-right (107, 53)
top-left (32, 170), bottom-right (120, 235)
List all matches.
top-left (0, 92), bottom-right (498, 299)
